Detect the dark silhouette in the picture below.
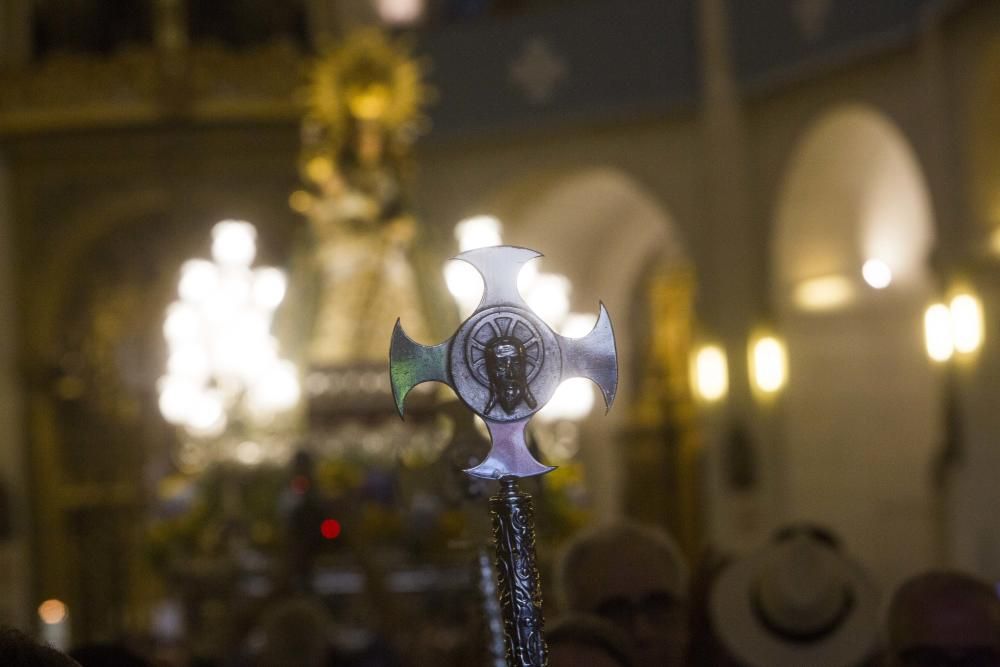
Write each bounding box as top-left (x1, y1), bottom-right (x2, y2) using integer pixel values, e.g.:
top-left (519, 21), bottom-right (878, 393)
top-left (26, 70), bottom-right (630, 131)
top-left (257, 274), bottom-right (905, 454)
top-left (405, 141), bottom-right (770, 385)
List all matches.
top-left (0, 626), bottom-right (79, 666)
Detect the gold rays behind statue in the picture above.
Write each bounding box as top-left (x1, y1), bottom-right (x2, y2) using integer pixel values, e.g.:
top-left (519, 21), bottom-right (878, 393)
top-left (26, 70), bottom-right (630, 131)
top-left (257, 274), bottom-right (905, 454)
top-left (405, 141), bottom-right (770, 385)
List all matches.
top-left (306, 29), bottom-right (431, 148)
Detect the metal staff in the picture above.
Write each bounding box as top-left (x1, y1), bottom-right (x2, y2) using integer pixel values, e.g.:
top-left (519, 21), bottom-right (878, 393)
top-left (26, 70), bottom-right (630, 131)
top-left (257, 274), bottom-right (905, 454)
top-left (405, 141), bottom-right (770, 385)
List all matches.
top-left (390, 245), bottom-right (618, 667)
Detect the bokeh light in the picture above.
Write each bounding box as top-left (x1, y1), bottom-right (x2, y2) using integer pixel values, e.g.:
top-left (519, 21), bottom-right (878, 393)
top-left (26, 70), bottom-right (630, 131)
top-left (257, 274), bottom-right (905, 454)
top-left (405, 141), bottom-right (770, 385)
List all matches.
top-left (951, 293), bottom-right (984, 355)
top-left (158, 220), bottom-right (299, 443)
top-left (751, 335), bottom-right (787, 394)
top-left (375, 0), bottom-right (425, 25)
top-left (524, 273), bottom-right (571, 329)
top-left (924, 303), bottom-right (954, 362)
top-left (38, 599), bottom-right (67, 625)
top-left (454, 215), bottom-right (503, 252)
top-left (211, 220), bottom-right (257, 267)
top-left (320, 519), bottom-right (342, 540)
top-left (862, 258), bottom-right (892, 289)
top-left (537, 378), bottom-right (596, 422)
top-left (693, 345), bottom-right (728, 403)
top-left (793, 275), bottom-right (854, 311)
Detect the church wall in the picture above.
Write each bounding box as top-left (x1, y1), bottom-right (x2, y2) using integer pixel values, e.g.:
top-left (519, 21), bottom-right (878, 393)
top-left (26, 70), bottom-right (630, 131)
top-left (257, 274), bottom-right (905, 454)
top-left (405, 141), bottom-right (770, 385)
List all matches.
top-left (414, 115), bottom-right (705, 255)
top-left (747, 43), bottom-right (944, 234)
top-left (746, 28), bottom-right (947, 590)
top-left (736, 4), bottom-right (1000, 586)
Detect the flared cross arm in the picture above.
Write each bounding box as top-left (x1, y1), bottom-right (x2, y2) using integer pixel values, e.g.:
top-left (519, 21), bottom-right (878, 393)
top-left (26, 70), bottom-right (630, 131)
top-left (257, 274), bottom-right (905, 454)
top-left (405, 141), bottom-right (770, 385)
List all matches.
top-left (389, 323), bottom-right (450, 417)
top-left (557, 302), bottom-right (618, 411)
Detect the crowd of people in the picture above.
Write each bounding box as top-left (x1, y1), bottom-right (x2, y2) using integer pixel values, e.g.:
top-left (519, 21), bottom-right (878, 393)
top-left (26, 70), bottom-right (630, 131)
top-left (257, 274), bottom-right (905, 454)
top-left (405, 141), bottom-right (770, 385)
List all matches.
top-left (549, 521), bottom-right (1000, 667)
top-left (3, 520), bottom-right (1000, 666)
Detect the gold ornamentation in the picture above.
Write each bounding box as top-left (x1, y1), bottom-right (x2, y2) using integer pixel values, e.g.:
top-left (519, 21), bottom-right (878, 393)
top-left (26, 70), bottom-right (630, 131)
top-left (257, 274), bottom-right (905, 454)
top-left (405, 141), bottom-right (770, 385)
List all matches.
top-left (0, 42), bottom-right (304, 133)
top-left (289, 29), bottom-right (433, 367)
top-left (0, 50), bottom-right (159, 132)
top-left (304, 29), bottom-right (430, 151)
top-left (188, 41), bottom-right (303, 119)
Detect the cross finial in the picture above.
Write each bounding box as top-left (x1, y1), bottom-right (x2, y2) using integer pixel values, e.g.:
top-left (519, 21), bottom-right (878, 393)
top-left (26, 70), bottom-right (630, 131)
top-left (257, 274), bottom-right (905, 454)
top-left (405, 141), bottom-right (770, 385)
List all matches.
top-left (390, 245), bottom-right (618, 479)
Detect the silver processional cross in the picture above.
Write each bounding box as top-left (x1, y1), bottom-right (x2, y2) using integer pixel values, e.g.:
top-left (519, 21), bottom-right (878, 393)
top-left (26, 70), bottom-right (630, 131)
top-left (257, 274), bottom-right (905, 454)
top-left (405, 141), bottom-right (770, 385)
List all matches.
top-left (389, 245), bottom-right (618, 667)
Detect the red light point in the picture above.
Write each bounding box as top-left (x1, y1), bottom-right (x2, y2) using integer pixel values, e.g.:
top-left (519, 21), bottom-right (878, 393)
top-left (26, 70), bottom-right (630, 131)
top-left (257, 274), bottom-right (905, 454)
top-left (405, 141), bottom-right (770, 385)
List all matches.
top-left (320, 519), bottom-right (341, 540)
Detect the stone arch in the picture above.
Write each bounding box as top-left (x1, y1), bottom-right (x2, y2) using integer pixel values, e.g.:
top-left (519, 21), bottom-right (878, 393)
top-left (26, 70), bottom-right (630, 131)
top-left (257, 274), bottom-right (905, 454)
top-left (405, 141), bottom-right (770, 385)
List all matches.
top-left (772, 104), bottom-right (941, 590)
top-left (26, 189), bottom-right (171, 356)
top-left (22, 186), bottom-right (292, 640)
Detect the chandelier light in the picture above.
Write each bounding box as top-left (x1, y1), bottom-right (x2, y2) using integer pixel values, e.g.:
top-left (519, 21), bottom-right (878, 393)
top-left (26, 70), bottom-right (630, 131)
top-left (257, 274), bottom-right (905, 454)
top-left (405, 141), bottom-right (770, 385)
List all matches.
top-left (158, 220), bottom-right (300, 456)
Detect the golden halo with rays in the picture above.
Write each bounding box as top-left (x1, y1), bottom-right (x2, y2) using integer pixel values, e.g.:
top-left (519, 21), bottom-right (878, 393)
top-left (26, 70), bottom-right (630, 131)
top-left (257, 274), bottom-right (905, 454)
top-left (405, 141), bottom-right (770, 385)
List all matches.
top-left (306, 29), bottom-right (430, 144)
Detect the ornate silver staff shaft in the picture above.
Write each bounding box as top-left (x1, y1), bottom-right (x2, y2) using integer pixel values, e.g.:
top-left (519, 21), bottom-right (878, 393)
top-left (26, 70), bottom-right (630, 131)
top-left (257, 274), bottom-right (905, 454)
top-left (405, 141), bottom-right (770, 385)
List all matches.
top-left (490, 476), bottom-right (546, 666)
top-left (390, 246), bottom-right (618, 667)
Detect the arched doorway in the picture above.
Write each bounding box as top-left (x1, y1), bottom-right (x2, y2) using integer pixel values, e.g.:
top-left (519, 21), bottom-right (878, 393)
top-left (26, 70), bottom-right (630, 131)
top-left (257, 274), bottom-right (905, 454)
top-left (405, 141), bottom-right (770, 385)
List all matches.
top-left (479, 166), bottom-right (700, 548)
top-left (21, 186), bottom-right (297, 644)
top-left (773, 105), bottom-right (941, 590)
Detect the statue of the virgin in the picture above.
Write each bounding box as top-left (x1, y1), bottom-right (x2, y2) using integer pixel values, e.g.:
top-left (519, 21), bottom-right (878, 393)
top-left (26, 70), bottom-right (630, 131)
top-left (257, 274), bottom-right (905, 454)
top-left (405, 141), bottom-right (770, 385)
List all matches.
top-left (286, 30), bottom-right (434, 369)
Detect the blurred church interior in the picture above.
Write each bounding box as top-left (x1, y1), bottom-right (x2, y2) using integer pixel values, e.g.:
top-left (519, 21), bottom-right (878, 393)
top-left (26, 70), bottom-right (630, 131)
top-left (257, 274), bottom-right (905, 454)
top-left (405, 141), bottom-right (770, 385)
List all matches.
top-left (1, 0), bottom-right (1000, 664)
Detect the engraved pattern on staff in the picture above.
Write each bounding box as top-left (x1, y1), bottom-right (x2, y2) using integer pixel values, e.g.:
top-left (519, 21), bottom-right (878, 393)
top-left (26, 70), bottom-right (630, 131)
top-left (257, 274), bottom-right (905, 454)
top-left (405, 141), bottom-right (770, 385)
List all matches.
top-left (491, 479), bottom-right (547, 667)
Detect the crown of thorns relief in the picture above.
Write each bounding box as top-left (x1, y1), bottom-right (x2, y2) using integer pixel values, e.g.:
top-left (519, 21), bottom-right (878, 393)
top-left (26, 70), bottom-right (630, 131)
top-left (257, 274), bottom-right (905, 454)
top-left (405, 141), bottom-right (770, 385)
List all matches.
top-left (467, 311), bottom-right (545, 416)
top-left (468, 312), bottom-right (543, 386)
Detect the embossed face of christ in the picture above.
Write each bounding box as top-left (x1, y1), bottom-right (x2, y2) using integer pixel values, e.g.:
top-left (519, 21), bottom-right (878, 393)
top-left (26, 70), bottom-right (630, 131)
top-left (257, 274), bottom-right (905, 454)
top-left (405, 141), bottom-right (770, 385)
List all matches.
top-left (484, 335), bottom-right (538, 415)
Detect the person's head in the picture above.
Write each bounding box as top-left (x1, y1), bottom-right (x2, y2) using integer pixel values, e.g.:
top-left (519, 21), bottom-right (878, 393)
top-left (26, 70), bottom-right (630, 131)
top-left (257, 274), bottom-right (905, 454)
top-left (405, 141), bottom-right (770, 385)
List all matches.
top-left (887, 571), bottom-right (1000, 667)
top-left (547, 613), bottom-right (634, 667)
top-left (0, 626), bottom-right (79, 666)
top-left (556, 521), bottom-right (689, 667)
top-left (687, 548), bottom-right (743, 667)
top-left (709, 523), bottom-right (880, 667)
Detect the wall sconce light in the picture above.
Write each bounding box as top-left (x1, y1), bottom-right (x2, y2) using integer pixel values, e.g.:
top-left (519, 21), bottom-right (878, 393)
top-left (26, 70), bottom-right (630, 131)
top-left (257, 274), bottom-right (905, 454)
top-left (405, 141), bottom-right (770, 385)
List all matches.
top-left (793, 275), bottom-right (854, 312)
top-left (924, 302), bottom-right (953, 362)
top-left (693, 344), bottom-right (728, 403)
top-left (950, 292), bottom-right (984, 355)
top-left (750, 333), bottom-right (788, 395)
top-left (924, 291), bottom-right (984, 363)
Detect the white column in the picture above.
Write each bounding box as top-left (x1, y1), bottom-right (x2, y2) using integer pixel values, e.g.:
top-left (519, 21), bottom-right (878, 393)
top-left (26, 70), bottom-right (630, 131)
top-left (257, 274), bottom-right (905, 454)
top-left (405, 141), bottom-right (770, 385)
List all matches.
top-left (696, 0), bottom-right (778, 552)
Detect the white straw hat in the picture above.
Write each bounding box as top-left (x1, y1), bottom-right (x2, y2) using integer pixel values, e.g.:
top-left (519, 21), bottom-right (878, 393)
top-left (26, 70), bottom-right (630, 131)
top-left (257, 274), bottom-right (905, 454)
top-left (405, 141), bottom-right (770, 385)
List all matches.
top-left (709, 527), bottom-right (880, 667)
